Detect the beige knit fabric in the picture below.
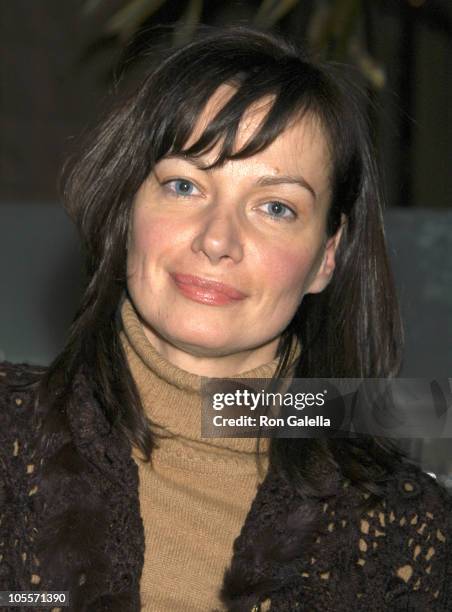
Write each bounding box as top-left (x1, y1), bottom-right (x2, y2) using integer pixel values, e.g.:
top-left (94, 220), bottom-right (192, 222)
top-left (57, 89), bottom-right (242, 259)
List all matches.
top-left (119, 296), bottom-right (300, 611)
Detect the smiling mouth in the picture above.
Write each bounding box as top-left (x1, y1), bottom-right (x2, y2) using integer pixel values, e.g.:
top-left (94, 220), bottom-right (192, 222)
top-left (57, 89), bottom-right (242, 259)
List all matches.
top-left (171, 273), bottom-right (247, 305)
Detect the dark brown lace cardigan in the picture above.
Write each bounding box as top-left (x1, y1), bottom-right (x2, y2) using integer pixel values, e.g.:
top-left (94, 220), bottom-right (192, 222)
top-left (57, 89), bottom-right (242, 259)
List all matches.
top-left (0, 361), bottom-right (451, 612)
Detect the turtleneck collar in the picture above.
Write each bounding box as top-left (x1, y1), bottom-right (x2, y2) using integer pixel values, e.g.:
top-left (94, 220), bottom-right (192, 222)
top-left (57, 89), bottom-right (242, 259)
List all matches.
top-left (119, 295), bottom-right (301, 460)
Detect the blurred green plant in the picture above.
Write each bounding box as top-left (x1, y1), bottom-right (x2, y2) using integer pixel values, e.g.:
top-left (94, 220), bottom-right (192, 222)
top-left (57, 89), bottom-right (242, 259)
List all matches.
top-left (83, 0), bottom-right (385, 89)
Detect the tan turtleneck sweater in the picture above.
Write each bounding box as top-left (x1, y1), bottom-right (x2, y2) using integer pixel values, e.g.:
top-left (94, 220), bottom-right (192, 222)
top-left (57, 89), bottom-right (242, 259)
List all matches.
top-left (119, 297), bottom-right (300, 611)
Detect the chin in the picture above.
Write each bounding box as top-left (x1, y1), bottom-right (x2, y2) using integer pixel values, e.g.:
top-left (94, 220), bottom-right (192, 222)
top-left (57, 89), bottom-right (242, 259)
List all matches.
top-left (170, 333), bottom-right (235, 356)
top-left (165, 317), bottom-right (227, 341)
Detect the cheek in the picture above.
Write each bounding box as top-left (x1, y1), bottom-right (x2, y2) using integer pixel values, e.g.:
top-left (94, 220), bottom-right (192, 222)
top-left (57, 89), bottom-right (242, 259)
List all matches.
top-left (127, 210), bottom-right (175, 273)
top-left (258, 242), bottom-right (319, 302)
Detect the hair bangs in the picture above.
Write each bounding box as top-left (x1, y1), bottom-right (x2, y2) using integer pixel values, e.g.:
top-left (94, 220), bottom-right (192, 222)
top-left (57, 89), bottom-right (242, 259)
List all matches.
top-left (162, 68), bottom-right (329, 174)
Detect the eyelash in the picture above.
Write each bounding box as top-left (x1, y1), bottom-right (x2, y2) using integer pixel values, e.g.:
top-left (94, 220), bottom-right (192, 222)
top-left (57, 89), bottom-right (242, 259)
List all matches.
top-left (260, 201), bottom-right (297, 221)
top-left (163, 178), bottom-right (200, 198)
top-left (162, 178), bottom-right (297, 222)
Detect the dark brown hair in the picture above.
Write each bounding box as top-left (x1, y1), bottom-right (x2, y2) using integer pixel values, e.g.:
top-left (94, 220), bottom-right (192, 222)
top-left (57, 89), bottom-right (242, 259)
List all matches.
top-left (39, 26), bottom-right (405, 500)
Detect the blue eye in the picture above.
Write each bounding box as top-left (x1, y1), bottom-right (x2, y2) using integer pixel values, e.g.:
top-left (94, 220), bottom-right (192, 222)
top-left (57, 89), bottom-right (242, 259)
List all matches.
top-left (261, 201), bottom-right (296, 220)
top-left (165, 179), bottom-right (198, 196)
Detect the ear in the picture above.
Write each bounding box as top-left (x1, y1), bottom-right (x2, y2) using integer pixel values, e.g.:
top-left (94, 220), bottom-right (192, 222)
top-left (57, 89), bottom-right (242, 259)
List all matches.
top-left (305, 217), bottom-right (346, 295)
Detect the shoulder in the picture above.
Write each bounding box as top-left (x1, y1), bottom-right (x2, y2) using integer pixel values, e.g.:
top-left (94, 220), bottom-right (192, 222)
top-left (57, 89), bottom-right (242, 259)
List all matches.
top-left (383, 459), bottom-right (451, 516)
top-left (301, 459), bottom-right (452, 609)
top-left (376, 459), bottom-right (452, 549)
top-left (0, 360), bottom-right (47, 394)
top-left (347, 459), bottom-right (452, 608)
top-left (0, 362), bottom-right (48, 581)
top-left (0, 360), bottom-right (46, 427)
top-left (0, 361), bottom-right (47, 476)
top-left (222, 456), bottom-right (452, 610)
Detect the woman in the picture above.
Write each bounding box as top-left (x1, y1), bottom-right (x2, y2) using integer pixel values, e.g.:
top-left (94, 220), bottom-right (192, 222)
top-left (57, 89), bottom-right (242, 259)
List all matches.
top-left (0, 26), bottom-right (451, 612)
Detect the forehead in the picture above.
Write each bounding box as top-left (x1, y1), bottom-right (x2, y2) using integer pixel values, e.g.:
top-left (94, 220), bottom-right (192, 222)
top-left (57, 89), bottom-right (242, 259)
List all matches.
top-left (185, 83), bottom-right (327, 145)
top-left (184, 83), bottom-right (237, 147)
top-left (183, 83), bottom-right (332, 196)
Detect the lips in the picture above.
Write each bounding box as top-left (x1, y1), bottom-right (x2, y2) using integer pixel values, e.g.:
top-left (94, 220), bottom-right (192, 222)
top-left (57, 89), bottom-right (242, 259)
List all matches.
top-left (171, 273), bottom-right (247, 300)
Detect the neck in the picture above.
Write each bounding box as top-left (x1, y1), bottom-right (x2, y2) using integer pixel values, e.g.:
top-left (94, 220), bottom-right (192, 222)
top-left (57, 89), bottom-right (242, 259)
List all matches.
top-left (119, 295), bottom-right (298, 456)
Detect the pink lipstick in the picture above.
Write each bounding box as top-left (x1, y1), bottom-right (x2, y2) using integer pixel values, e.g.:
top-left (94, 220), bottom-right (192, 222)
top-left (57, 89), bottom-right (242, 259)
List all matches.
top-left (171, 273), bottom-right (247, 306)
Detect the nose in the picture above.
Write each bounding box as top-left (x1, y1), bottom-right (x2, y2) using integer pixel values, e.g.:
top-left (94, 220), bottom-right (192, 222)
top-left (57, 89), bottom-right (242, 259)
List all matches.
top-left (191, 208), bottom-right (244, 265)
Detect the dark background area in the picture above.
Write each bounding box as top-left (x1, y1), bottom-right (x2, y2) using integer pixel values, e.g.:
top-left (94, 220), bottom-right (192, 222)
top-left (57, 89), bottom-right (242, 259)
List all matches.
top-left (1, 0), bottom-right (451, 207)
top-left (0, 0), bottom-right (451, 483)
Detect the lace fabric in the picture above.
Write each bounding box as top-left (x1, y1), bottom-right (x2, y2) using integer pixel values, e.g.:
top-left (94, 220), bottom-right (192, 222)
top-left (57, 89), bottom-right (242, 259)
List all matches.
top-left (1, 361), bottom-right (451, 612)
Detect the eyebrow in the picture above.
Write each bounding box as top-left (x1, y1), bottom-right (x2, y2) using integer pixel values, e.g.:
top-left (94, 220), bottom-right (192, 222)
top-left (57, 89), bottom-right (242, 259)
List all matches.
top-left (165, 154), bottom-right (317, 200)
top-left (256, 175), bottom-right (316, 200)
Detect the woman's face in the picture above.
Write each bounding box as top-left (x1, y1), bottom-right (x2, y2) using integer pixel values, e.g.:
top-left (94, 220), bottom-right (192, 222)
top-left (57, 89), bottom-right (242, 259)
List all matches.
top-left (126, 86), bottom-right (343, 375)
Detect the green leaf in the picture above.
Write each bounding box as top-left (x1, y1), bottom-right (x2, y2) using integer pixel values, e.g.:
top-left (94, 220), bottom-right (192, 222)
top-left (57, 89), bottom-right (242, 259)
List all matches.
top-left (253, 0), bottom-right (301, 29)
top-left (105, 0), bottom-right (168, 38)
top-left (254, 0), bottom-right (277, 23)
top-left (172, 0), bottom-right (204, 46)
